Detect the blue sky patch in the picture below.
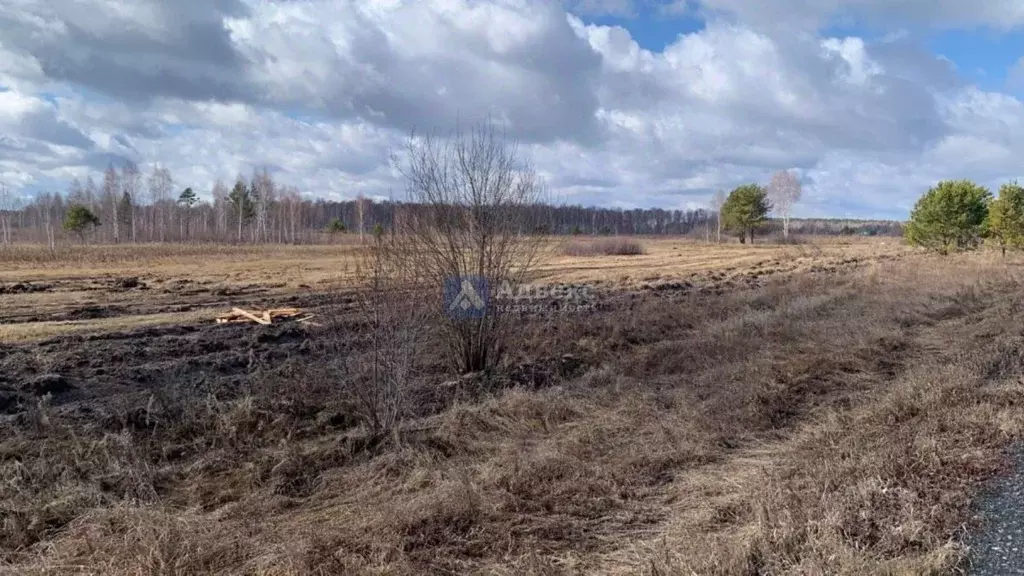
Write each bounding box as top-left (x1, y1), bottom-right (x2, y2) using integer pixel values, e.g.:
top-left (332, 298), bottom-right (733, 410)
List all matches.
top-left (579, 5), bottom-right (706, 51)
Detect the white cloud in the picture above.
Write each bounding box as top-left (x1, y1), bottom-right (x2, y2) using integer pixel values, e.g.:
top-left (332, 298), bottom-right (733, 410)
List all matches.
top-left (0, 0), bottom-right (1023, 217)
top-left (688, 0), bottom-right (1024, 31)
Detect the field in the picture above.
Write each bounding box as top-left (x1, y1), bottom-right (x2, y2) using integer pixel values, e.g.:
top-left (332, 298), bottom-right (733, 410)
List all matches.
top-left (0, 238), bottom-right (904, 341)
top-left (3, 237), bottom-right (1024, 574)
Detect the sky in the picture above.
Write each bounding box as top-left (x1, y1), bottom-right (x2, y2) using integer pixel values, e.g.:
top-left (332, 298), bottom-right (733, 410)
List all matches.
top-left (2, 0), bottom-right (1024, 218)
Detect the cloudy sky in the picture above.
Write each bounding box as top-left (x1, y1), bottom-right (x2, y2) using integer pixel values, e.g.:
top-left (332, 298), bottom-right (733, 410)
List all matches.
top-left (2, 0), bottom-right (1024, 218)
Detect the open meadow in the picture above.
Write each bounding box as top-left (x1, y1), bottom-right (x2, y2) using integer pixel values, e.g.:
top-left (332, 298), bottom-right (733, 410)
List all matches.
top-left (3, 236), bottom-right (1024, 574)
top-left (0, 237), bottom-right (905, 341)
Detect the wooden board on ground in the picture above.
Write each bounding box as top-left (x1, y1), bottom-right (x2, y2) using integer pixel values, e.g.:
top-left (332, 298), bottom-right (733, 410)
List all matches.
top-left (216, 307), bottom-right (309, 325)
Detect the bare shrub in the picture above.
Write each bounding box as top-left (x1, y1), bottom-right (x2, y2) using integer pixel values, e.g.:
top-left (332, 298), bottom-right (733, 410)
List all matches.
top-left (393, 121), bottom-right (548, 374)
top-left (562, 237), bottom-right (646, 256)
top-left (322, 229), bottom-right (426, 440)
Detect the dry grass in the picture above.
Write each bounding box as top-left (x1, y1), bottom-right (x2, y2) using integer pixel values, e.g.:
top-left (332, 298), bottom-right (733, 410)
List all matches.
top-left (537, 236), bottom-right (910, 289)
top-left (0, 243), bottom-right (367, 284)
top-left (0, 237), bottom-right (910, 342)
top-left (0, 244), bottom-right (367, 341)
top-left (563, 237), bottom-right (646, 257)
top-left (0, 311), bottom-right (213, 343)
top-left (4, 243), bottom-right (1024, 574)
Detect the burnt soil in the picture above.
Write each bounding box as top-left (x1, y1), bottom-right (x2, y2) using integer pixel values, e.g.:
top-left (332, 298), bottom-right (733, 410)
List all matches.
top-left (0, 321), bottom-right (318, 418)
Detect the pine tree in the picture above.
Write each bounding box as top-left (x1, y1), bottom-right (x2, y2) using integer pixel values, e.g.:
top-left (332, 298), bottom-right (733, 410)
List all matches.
top-left (987, 181), bottom-right (1024, 257)
top-left (905, 180), bottom-right (991, 254)
top-left (721, 184), bottom-right (771, 244)
top-left (229, 179), bottom-right (255, 243)
top-left (63, 204), bottom-right (101, 243)
top-left (178, 187), bottom-right (199, 241)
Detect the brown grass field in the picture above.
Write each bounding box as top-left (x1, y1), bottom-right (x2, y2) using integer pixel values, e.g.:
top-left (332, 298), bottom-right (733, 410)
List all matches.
top-left (0, 237), bottom-right (903, 341)
top-left (3, 236), bottom-right (1024, 574)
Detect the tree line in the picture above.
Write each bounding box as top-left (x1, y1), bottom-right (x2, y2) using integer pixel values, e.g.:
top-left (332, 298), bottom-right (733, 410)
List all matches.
top-left (0, 162), bottom-right (902, 246)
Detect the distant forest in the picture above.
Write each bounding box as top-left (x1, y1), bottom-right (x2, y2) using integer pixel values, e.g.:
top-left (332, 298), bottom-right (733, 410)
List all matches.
top-left (0, 164), bottom-right (903, 245)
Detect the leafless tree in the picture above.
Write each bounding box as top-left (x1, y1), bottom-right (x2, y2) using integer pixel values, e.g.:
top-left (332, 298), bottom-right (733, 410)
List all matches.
top-left (356, 193), bottom-right (370, 244)
top-left (84, 176), bottom-right (98, 216)
top-left (212, 179), bottom-right (230, 240)
top-left (711, 189), bottom-right (727, 243)
top-left (282, 186), bottom-right (302, 243)
top-left (120, 162), bottom-right (141, 243)
top-left (768, 170), bottom-right (802, 239)
top-left (0, 183), bottom-right (17, 245)
top-left (41, 195), bottom-right (56, 251)
top-left (5, 165), bottom-right (753, 245)
top-left (393, 121), bottom-right (548, 374)
top-left (322, 228), bottom-right (425, 440)
top-left (148, 165), bottom-right (174, 242)
top-left (103, 163), bottom-right (121, 243)
top-left (67, 178), bottom-right (85, 205)
top-left (251, 167), bottom-right (275, 244)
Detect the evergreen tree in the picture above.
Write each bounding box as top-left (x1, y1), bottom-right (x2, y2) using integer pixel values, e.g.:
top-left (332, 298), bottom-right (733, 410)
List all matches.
top-left (721, 184), bottom-right (771, 244)
top-left (905, 180), bottom-right (991, 254)
top-left (117, 191), bottom-right (134, 240)
top-left (178, 187), bottom-right (199, 240)
top-left (229, 179), bottom-right (255, 242)
top-left (63, 204), bottom-right (101, 243)
top-left (987, 181), bottom-right (1024, 257)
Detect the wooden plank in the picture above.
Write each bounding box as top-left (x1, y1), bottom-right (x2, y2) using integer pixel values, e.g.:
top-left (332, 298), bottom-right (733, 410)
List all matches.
top-left (231, 307), bottom-right (272, 325)
top-left (296, 315), bottom-right (323, 327)
top-left (214, 307), bottom-right (307, 325)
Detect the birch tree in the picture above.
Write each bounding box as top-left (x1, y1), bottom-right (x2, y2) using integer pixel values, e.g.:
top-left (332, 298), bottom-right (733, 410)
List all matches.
top-left (41, 193), bottom-right (56, 251)
top-left (148, 165), bottom-right (173, 242)
top-left (356, 193), bottom-right (370, 243)
top-left (103, 163), bottom-right (121, 243)
top-left (0, 183), bottom-right (16, 245)
top-left (710, 189), bottom-right (727, 243)
top-left (84, 176), bottom-right (99, 216)
top-left (121, 162), bottom-right (141, 242)
top-left (67, 178), bottom-right (85, 205)
top-left (767, 170), bottom-right (802, 239)
top-left (251, 167), bottom-right (275, 244)
top-left (282, 186), bottom-right (302, 244)
top-left (212, 180), bottom-right (230, 240)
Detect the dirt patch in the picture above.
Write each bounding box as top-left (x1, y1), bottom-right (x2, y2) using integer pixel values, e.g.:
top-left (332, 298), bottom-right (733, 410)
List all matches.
top-left (0, 282), bottom-right (52, 294)
top-left (109, 277), bottom-right (148, 291)
top-left (50, 305), bottom-right (131, 321)
top-left (20, 373), bottom-right (77, 396)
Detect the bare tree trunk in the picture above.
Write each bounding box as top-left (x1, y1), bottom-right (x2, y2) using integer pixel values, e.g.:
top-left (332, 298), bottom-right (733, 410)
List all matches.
top-left (356, 194), bottom-right (367, 244)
